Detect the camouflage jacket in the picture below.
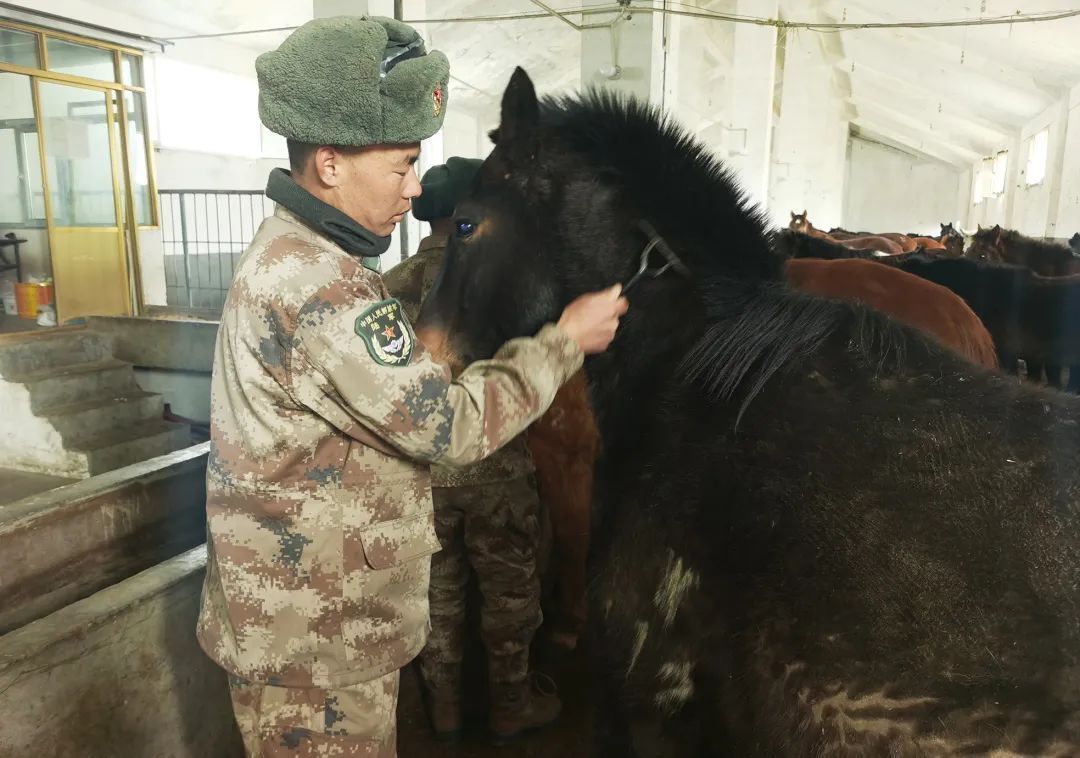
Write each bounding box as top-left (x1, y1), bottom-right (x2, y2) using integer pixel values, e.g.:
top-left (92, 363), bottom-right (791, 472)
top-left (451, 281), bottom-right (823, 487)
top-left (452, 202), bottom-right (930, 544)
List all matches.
top-left (383, 234), bottom-right (534, 488)
top-left (196, 206), bottom-right (582, 689)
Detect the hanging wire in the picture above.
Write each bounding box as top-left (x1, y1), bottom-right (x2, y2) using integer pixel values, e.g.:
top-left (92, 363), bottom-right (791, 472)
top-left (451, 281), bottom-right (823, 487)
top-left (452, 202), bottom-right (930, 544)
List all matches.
top-left (161, 5), bottom-right (1080, 41)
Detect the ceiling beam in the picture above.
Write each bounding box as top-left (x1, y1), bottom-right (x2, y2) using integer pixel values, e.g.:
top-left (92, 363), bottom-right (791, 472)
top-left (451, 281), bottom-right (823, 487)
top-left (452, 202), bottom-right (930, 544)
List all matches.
top-left (851, 115), bottom-right (979, 166)
top-left (852, 122), bottom-right (969, 168)
top-left (836, 56), bottom-right (1030, 130)
top-left (825, 0), bottom-right (1073, 98)
top-left (852, 99), bottom-right (987, 158)
top-left (840, 62), bottom-right (1015, 142)
top-left (837, 33), bottom-right (1054, 120)
top-left (846, 85), bottom-right (1015, 153)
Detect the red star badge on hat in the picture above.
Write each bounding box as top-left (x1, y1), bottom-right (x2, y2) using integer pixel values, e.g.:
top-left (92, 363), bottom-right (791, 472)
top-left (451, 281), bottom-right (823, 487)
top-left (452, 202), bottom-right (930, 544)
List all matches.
top-left (433, 85), bottom-right (443, 117)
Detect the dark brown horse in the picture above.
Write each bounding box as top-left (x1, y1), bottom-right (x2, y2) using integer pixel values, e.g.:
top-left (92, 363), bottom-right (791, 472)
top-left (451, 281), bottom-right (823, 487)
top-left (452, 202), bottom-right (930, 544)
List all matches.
top-left (420, 68), bottom-right (1080, 756)
top-left (939, 222), bottom-right (966, 257)
top-left (967, 224), bottom-right (1080, 276)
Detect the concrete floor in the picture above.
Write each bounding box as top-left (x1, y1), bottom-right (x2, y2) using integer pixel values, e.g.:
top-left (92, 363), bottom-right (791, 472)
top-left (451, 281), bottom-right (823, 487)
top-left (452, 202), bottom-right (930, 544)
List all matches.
top-left (0, 467), bottom-right (76, 505)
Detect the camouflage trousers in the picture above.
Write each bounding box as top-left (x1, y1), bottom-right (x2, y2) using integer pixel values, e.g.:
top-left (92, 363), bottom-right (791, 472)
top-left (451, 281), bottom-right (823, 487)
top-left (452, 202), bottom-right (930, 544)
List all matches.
top-left (227, 671), bottom-right (399, 757)
top-left (418, 476), bottom-right (542, 695)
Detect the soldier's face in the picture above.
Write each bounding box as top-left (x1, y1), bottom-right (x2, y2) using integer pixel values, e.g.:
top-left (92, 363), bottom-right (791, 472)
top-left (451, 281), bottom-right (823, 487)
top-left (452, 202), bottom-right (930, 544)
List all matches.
top-left (323, 143), bottom-right (422, 236)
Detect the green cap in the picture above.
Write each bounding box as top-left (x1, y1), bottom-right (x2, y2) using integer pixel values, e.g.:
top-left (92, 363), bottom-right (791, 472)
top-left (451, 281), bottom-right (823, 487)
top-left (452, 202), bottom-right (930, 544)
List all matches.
top-left (412, 157), bottom-right (484, 221)
top-left (256, 16), bottom-right (450, 147)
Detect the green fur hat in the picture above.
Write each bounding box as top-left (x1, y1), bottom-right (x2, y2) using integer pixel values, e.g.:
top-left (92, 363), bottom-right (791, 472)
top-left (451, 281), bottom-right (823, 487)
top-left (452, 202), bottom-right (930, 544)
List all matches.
top-left (256, 16), bottom-right (449, 147)
top-left (412, 157), bottom-right (484, 221)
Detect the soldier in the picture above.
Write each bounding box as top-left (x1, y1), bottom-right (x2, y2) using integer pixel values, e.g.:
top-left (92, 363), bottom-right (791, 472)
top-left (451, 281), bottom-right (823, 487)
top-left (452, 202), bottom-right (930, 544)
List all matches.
top-left (384, 158), bottom-right (556, 744)
top-left (195, 16), bottom-right (628, 758)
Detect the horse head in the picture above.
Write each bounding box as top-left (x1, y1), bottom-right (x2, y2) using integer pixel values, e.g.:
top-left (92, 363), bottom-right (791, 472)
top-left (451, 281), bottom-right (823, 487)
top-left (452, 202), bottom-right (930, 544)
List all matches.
top-left (419, 67), bottom-right (781, 375)
top-left (966, 224), bottom-right (1005, 262)
top-left (789, 210), bottom-right (811, 233)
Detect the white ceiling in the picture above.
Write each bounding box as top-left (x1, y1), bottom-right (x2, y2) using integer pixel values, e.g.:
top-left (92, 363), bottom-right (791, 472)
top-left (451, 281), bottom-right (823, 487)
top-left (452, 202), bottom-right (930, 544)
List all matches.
top-left (30, 0), bottom-right (1080, 167)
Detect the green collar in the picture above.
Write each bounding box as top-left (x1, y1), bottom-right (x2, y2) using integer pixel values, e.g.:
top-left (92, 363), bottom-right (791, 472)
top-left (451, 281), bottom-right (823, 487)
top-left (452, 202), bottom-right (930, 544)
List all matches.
top-left (265, 168), bottom-right (388, 272)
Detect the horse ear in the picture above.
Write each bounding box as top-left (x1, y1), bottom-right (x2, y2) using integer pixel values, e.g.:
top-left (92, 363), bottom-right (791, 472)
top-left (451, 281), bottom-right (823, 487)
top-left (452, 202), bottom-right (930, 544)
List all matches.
top-left (790, 211), bottom-right (796, 219)
top-left (802, 210), bottom-right (807, 218)
top-left (498, 67), bottom-right (539, 148)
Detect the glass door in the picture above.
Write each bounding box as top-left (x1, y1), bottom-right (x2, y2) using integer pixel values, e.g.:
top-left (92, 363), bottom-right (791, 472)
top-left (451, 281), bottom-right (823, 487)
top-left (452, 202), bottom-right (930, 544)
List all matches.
top-left (37, 78), bottom-right (129, 321)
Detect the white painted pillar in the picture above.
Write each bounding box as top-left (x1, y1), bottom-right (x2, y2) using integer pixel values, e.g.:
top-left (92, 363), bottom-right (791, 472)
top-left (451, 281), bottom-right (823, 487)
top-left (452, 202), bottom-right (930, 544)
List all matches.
top-left (725, 0), bottom-right (777, 208)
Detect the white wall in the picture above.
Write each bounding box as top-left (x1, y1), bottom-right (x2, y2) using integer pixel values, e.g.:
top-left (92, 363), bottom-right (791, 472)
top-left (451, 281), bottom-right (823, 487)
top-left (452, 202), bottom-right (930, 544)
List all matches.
top-left (844, 137), bottom-right (962, 235)
top-left (963, 89), bottom-right (1079, 237)
top-left (1012, 100), bottom-right (1069, 236)
top-left (153, 149), bottom-right (285, 191)
top-left (441, 108), bottom-right (488, 161)
top-left (767, 30), bottom-right (849, 230)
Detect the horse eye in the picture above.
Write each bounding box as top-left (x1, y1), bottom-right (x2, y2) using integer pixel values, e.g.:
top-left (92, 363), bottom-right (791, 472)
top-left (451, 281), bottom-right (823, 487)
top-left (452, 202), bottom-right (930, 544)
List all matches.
top-left (456, 220), bottom-right (476, 238)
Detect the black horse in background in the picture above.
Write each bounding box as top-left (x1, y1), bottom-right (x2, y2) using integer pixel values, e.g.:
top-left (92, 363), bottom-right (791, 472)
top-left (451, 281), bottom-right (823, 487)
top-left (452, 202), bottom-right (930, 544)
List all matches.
top-left (419, 68), bottom-right (1080, 756)
top-left (776, 231), bottom-right (1080, 394)
top-left (893, 256), bottom-right (1080, 393)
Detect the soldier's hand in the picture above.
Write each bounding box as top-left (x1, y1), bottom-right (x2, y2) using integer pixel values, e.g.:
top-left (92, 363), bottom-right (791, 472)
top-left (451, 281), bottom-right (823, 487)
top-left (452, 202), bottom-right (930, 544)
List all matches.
top-left (557, 285), bottom-right (629, 355)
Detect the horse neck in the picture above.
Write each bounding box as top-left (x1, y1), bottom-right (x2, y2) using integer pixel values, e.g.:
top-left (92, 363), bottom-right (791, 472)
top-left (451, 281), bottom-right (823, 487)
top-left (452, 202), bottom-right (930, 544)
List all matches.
top-left (581, 280), bottom-right (708, 448)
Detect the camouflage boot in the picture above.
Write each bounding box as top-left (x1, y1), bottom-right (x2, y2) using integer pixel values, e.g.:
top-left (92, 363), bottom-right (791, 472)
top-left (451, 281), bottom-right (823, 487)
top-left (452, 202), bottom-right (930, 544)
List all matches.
top-left (488, 672), bottom-right (562, 745)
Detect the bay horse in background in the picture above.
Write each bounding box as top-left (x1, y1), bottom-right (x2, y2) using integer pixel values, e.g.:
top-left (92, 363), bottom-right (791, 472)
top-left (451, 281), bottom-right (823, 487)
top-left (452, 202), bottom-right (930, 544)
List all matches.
top-left (967, 224), bottom-right (1080, 277)
top-left (829, 225), bottom-right (921, 252)
top-left (526, 371), bottom-right (595, 651)
top-left (773, 228), bottom-right (925, 265)
top-left (419, 67), bottom-right (1080, 756)
top-left (789, 212), bottom-right (904, 256)
top-left (785, 258), bottom-right (998, 369)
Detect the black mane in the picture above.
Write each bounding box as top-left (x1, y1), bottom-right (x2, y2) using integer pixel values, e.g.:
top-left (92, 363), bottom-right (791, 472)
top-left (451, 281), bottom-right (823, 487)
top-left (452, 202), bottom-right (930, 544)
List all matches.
top-left (534, 91), bottom-right (912, 417)
top-left (538, 90), bottom-right (782, 283)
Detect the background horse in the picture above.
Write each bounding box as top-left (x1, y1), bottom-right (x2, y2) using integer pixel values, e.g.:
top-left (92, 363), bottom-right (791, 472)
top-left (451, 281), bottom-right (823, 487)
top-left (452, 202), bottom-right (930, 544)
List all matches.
top-left (967, 224), bottom-right (1080, 276)
top-left (785, 258), bottom-right (997, 369)
top-left (940, 222), bottom-right (966, 256)
top-left (420, 68), bottom-right (1080, 757)
top-left (895, 255), bottom-right (1080, 393)
top-left (789, 212), bottom-right (904, 256)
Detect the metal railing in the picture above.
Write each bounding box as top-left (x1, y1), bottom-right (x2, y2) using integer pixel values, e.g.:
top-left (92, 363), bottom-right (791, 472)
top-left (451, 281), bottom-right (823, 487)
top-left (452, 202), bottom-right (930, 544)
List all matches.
top-left (158, 190), bottom-right (274, 312)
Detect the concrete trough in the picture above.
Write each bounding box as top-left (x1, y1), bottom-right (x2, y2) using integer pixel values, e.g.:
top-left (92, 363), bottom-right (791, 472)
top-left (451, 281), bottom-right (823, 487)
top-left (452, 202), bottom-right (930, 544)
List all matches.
top-left (0, 443), bottom-right (209, 635)
top-left (0, 545), bottom-right (243, 757)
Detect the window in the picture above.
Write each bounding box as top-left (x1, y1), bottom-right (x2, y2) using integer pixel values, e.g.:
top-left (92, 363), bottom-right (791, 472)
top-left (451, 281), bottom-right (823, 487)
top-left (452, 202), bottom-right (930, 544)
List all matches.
top-left (1026, 129), bottom-right (1048, 186)
top-left (123, 91), bottom-right (153, 225)
top-left (973, 157), bottom-right (993, 205)
top-left (0, 72), bottom-right (45, 224)
top-left (972, 167), bottom-right (984, 205)
top-left (0, 28), bottom-right (39, 68)
top-left (120, 53), bottom-right (142, 87)
top-left (991, 151), bottom-right (1008, 196)
top-left (46, 38), bottom-right (116, 82)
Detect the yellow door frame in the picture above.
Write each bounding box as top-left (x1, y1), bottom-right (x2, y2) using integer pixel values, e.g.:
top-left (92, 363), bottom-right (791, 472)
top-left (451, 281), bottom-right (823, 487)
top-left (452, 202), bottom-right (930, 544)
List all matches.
top-left (33, 76), bottom-right (131, 321)
top-left (3, 20), bottom-right (159, 320)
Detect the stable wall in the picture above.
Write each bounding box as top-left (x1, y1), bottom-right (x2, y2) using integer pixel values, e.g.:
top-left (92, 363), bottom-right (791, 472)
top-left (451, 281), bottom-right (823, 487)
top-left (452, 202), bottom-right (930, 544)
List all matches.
top-left (767, 29), bottom-right (849, 230)
top-left (964, 84), bottom-right (1078, 237)
top-left (844, 136), bottom-right (962, 235)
